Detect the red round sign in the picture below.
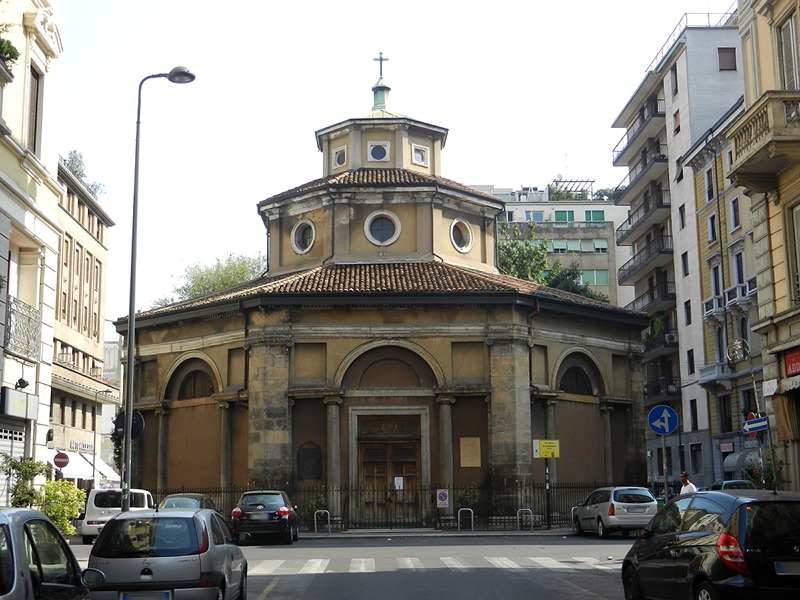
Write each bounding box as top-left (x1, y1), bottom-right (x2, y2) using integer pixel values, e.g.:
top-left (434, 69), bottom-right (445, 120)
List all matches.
top-left (53, 452), bottom-right (69, 469)
top-left (746, 412), bottom-right (758, 439)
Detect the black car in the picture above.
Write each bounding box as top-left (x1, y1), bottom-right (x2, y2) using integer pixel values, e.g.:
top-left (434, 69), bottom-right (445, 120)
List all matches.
top-left (622, 489), bottom-right (800, 600)
top-left (229, 490), bottom-right (299, 544)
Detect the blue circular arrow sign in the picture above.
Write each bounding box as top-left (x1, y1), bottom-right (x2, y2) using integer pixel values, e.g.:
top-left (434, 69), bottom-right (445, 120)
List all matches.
top-left (648, 404), bottom-right (679, 436)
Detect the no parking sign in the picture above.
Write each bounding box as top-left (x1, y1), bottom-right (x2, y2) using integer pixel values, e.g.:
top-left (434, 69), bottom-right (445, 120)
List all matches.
top-left (436, 489), bottom-right (449, 508)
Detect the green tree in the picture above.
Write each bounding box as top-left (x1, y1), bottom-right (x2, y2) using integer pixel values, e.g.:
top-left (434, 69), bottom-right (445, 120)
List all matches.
top-left (545, 260), bottom-right (609, 303)
top-left (152, 252), bottom-right (266, 307)
top-left (496, 223), bottom-right (548, 283)
top-left (64, 150), bottom-right (106, 197)
top-left (41, 481), bottom-right (86, 536)
top-left (0, 453), bottom-right (51, 507)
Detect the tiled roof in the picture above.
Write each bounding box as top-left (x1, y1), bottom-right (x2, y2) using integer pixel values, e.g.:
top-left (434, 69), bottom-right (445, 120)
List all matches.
top-left (258, 168), bottom-right (502, 205)
top-left (138, 261), bottom-right (640, 319)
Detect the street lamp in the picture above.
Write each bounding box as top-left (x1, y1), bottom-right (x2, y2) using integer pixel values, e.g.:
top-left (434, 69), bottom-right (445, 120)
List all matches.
top-left (123, 66), bottom-right (195, 510)
top-left (92, 388), bottom-right (113, 486)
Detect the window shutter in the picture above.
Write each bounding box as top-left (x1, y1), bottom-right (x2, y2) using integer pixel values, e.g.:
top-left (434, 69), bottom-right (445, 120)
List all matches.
top-left (781, 17), bottom-right (799, 91)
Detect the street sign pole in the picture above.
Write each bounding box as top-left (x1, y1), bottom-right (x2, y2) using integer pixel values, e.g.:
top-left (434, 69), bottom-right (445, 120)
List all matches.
top-left (662, 435), bottom-right (667, 502)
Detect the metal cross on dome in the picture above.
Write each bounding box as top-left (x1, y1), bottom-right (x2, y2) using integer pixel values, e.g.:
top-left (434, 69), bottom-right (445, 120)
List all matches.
top-left (374, 52), bottom-right (389, 77)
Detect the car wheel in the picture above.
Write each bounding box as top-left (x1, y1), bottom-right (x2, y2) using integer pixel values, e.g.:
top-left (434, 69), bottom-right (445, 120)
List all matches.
top-left (82, 535), bottom-right (94, 545)
top-left (622, 567), bottom-right (644, 600)
top-left (238, 569), bottom-right (247, 600)
top-left (292, 523), bottom-right (299, 542)
top-left (215, 585), bottom-right (224, 600)
top-left (284, 528), bottom-right (293, 545)
top-left (695, 581), bottom-right (719, 600)
top-left (573, 515), bottom-right (584, 536)
top-left (597, 518), bottom-right (609, 539)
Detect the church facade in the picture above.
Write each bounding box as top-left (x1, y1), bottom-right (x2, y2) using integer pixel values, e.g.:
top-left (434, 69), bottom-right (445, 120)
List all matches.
top-left (118, 71), bottom-right (649, 525)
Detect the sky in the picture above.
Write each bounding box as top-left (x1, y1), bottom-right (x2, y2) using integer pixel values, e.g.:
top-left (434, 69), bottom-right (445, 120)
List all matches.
top-left (52, 0), bottom-right (738, 336)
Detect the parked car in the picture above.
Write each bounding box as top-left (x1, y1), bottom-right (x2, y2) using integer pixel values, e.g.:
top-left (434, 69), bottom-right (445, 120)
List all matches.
top-left (622, 489), bottom-right (800, 600)
top-left (159, 493), bottom-right (218, 511)
top-left (709, 479), bottom-right (757, 490)
top-left (230, 489), bottom-right (299, 544)
top-left (572, 486), bottom-right (658, 538)
top-left (80, 487), bottom-right (155, 544)
top-left (0, 507), bottom-right (104, 599)
top-left (87, 508), bottom-right (247, 600)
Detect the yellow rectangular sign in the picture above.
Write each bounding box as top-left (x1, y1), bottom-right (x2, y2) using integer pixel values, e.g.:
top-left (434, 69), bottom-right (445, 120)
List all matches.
top-left (533, 439), bottom-right (560, 459)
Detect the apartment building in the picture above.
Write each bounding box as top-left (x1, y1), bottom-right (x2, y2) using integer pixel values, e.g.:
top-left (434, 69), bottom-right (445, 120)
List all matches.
top-left (728, 0), bottom-right (800, 492)
top-left (0, 0), bottom-right (63, 501)
top-left (611, 8), bottom-right (743, 489)
top-left (48, 157), bottom-right (118, 488)
top-left (476, 182), bottom-right (634, 307)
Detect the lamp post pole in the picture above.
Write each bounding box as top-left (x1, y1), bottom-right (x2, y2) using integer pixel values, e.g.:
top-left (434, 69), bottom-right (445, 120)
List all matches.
top-left (123, 67), bottom-right (195, 511)
top-left (92, 388), bottom-right (113, 487)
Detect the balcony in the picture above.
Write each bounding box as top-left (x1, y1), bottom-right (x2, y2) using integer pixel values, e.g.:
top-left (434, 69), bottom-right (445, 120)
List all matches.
top-left (703, 295), bottom-right (726, 322)
top-left (616, 190), bottom-right (671, 245)
top-left (613, 99), bottom-right (667, 166)
top-left (698, 361), bottom-right (733, 391)
top-left (729, 91), bottom-right (800, 192)
top-left (724, 278), bottom-right (757, 313)
top-left (3, 296), bottom-right (41, 362)
top-left (614, 145), bottom-right (669, 206)
top-left (644, 376), bottom-right (681, 406)
top-left (643, 329), bottom-right (679, 360)
top-left (625, 281), bottom-right (676, 314)
top-left (618, 236), bottom-right (673, 285)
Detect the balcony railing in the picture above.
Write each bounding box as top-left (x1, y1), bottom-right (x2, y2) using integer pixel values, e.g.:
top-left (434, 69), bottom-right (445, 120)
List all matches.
top-left (618, 236), bottom-right (673, 285)
top-left (3, 295), bottom-right (41, 362)
top-left (729, 91), bottom-right (800, 191)
top-left (645, 376), bottom-right (681, 405)
top-left (703, 295), bottom-right (726, 321)
top-left (625, 281), bottom-right (676, 314)
top-left (614, 145), bottom-right (669, 206)
top-left (613, 99), bottom-right (667, 165)
top-left (616, 190), bottom-right (671, 244)
top-left (642, 329), bottom-right (679, 359)
top-left (698, 361), bottom-right (733, 390)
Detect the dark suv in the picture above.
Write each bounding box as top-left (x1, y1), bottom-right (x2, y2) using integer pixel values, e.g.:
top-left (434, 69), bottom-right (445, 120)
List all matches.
top-left (622, 489), bottom-right (800, 600)
top-left (230, 490), bottom-right (298, 545)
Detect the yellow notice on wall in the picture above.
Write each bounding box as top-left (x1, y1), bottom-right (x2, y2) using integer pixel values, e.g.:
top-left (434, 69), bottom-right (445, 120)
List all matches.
top-left (460, 437), bottom-right (481, 467)
top-left (533, 439), bottom-right (560, 459)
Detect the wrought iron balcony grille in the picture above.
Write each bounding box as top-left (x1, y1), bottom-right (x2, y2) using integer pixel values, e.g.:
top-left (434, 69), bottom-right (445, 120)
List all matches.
top-left (3, 296), bottom-right (41, 362)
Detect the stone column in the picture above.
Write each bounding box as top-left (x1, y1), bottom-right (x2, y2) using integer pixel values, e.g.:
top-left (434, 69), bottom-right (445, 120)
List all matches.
top-left (545, 398), bottom-right (558, 483)
top-left (437, 395), bottom-right (455, 486)
top-left (155, 405), bottom-right (169, 491)
top-left (218, 401), bottom-right (232, 488)
top-left (601, 403), bottom-right (614, 484)
top-left (323, 395), bottom-right (342, 517)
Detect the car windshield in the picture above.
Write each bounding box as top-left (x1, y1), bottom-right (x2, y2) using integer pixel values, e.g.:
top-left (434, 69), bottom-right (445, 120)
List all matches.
top-left (614, 489), bottom-right (655, 503)
top-left (241, 494), bottom-right (283, 508)
top-left (744, 502), bottom-right (800, 546)
top-left (161, 497), bottom-right (201, 508)
top-left (93, 491), bottom-right (122, 508)
top-left (93, 517), bottom-right (199, 558)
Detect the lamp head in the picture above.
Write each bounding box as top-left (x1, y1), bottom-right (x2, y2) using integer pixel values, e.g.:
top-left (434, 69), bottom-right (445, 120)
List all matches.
top-left (167, 66), bottom-right (195, 84)
top-left (14, 378), bottom-right (29, 390)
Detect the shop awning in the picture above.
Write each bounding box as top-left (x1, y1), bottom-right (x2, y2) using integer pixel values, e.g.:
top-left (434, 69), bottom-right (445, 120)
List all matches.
top-left (77, 452), bottom-right (120, 483)
top-left (43, 449), bottom-right (94, 480)
top-left (723, 449), bottom-right (769, 470)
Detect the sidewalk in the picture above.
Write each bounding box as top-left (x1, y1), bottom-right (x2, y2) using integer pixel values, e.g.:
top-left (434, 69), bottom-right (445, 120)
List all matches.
top-left (298, 527), bottom-right (575, 539)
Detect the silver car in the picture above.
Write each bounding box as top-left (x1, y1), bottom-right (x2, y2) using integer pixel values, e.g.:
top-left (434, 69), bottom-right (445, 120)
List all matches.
top-left (572, 486), bottom-right (658, 538)
top-left (87, 508), bottom-right (247, 600)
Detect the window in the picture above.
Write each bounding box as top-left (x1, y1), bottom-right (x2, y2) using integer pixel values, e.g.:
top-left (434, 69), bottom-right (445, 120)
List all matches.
top-left (673, 110), bottom-right (681, 134)
top-left (711, 264), bottom-right (722, 297)
top-left (681, 251), bottom-right (689, 277)
top-left (742, 388), bottom-right (757, 418)
top-left (675, 158), bottom-right (684, 182)
top-left (593, 239), bottom-right (608, 253)
top-left (580, 270), bottom-right (609, 285)
top-left (554, 210), bottom-right (574, 222)
top-left (291, 219), bottom-right (315, 254)
top-left (364, 210), bottom-right (400, 246)
top-left (450, 218), bottom-right (473, 253)
top-left (332, 146), bottom-right (346, 168)
top-left (551, 240), bottom-right (567, 253)
top-left (26, 67), bottom-right (42, 153)
top-left (411, 144), bottom-right (429, 167)
top-left (525, 211), bottom-right (544, 222)
top-left (367, 141), bottom-right (390, 162)
top-left (687, 349), bottom-right (695, 375)
top-left (23, 520), bottom-right (78, 586)
top-left (734, 251), bottom-right (745, 285)
top-left (726, 149), bottom-right (734, 186)
top-left (684, 300), bottom-right (692, 325)
top-left (689, 401), bottom-right (698, 432)
top-left (504, 211), bottom-right (513, 222)
top-left (705, 168), bottom-right (714, 201)
top-left (794, 206), bottom-right (800, 290)
top-left (671, 63), bottom-right (679, 95)
top-left (566, 239), bottom-right (580, 253)
top-left (730, 196), bottom-right (741, 230)
top-left (585, 210), bottom-right (604, 222)
top-left (719, 394), bottom-right (732, 433)
top-left (718, 47), bottom-right (737, 70)
top-left (780, 13), bottom-right (799, 90)
top-left (708, 213), bottom-right (717, 243)
top-left (679, 204), bottom-right (686, 229)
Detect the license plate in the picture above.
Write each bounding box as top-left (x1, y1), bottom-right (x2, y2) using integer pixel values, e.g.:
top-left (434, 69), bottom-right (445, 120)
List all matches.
top-left (775, 561), bottom-right (800, 575)
top-left (625, 507), bottom-right (646, 513)
top-left (121, 593), bottom-right (171, 600)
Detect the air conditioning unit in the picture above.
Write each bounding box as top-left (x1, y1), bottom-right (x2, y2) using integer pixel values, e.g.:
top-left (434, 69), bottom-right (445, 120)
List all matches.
top-left (664, 333), bottom-right (678, 344)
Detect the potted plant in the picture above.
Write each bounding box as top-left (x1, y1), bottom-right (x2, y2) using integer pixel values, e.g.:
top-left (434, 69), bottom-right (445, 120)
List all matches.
top-left (0, 37), bottom-right (18, 65)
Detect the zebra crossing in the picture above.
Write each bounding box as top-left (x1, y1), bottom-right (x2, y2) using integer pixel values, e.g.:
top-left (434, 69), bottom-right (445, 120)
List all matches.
top-left (247, 555), bottom-right (622, 576)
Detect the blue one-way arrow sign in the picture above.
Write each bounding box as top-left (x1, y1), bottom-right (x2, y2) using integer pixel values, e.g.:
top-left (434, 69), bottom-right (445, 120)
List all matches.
top-left (742, 416), bottom-right (769, 434)
top-left (648, 405), bottom-right (678, 436)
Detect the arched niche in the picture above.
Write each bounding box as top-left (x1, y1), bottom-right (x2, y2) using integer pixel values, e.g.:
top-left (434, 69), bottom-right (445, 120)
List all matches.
top-left (341, 345), bottom-right (438, 389)
top-left (164, 356), bottom-right (221, 401)
top-left (555, 351), bottom-right (606, 397)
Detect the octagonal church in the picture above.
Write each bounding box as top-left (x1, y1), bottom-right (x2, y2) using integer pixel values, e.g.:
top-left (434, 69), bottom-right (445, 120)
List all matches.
top-left (118, 69), bottom-right (649, 525)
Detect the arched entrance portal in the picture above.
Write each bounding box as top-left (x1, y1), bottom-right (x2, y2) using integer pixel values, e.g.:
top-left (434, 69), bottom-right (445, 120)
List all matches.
top-left (341, 346), bottom-right (438, 527)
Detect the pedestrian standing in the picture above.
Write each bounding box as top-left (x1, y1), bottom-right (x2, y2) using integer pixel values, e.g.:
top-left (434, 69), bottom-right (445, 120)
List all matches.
top-left (679, 471), bottom-right (697, 494)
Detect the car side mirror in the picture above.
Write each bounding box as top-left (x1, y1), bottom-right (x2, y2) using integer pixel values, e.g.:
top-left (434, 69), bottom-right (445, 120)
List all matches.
top-left (635, 528), bottom-right (651, 540)
top-left (82, 568), bottom-right (105, 587)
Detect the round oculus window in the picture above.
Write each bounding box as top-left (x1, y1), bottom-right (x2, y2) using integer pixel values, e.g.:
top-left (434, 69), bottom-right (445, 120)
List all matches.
top-left (291, 220), bottom-right (315, 254)
top-left (370, 144), bottom-right (388, 161)
top-left (334, 149), bottom-right (346, 167)
top-left (451, 219), bottom-right (473, 253)
top-left (364, 211), bottom-right (400, 246)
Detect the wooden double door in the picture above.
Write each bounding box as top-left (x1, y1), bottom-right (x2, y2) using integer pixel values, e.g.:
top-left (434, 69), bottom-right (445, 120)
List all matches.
top-left (359, 440), bottom-right (420, 526)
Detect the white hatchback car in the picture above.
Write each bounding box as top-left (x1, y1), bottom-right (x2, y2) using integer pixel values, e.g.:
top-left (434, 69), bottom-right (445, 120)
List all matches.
top-left (572, 486), bottom-right (658, 538)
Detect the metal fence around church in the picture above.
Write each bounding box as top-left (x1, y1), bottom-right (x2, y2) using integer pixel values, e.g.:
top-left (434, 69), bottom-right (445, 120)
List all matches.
top-left (155, 481), bottom-right (613, 531)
